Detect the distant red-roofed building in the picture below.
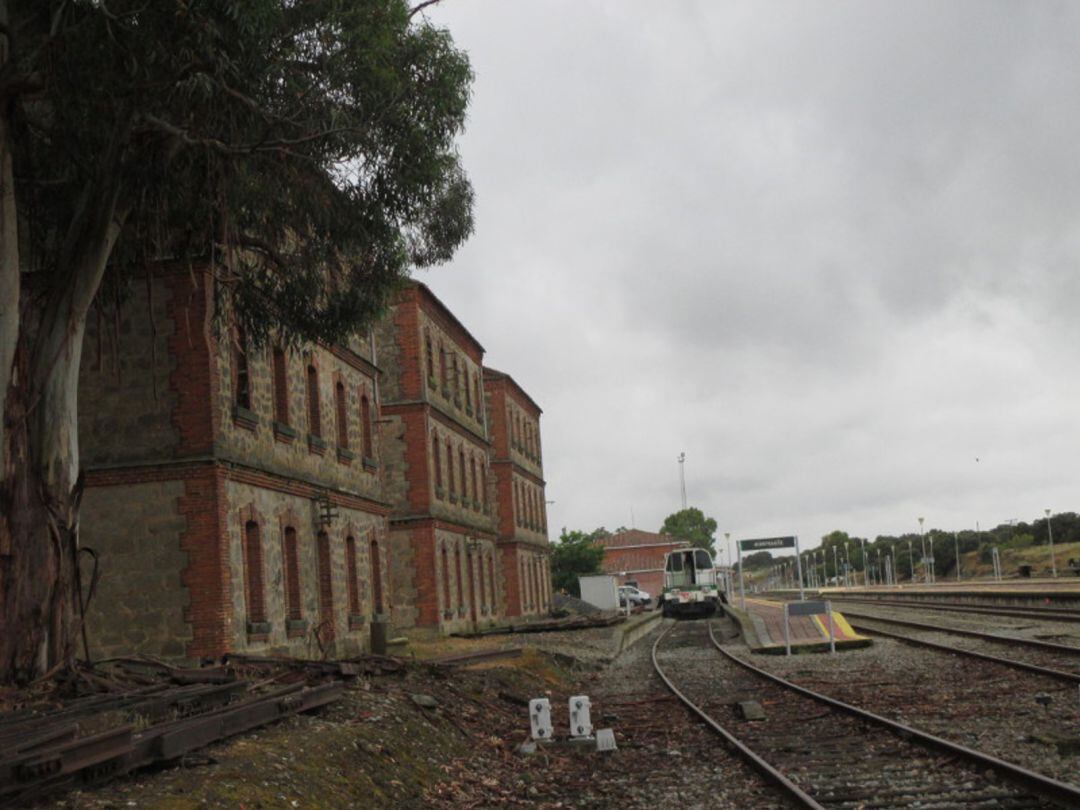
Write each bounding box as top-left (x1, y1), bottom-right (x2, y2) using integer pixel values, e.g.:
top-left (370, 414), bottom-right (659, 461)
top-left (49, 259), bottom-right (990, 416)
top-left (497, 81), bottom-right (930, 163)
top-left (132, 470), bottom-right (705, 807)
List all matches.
top-left (596, 530), bottom-right (688, 597)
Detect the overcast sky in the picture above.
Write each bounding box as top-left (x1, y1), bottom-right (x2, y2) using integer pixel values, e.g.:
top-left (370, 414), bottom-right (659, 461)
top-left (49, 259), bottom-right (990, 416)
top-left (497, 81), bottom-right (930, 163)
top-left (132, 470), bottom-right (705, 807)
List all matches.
top-left (421, 1), bottom-right (1080, 561)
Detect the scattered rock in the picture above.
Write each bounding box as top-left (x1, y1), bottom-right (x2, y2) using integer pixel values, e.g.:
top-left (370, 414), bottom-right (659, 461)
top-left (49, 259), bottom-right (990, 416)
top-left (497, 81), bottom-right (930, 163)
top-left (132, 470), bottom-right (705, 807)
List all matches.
top-left (410, 693), bottom-right (439, 709)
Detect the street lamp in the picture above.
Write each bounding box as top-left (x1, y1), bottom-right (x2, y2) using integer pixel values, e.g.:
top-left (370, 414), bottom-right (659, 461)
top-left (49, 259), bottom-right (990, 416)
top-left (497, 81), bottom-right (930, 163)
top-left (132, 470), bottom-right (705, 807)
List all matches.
top-left (1046, 509), bottom-right (1057, 578)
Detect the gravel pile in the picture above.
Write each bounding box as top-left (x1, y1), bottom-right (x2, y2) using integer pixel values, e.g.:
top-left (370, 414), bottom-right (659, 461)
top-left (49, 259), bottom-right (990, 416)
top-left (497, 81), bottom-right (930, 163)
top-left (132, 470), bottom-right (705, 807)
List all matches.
top-left (552, 592), bottom-right (603, 616)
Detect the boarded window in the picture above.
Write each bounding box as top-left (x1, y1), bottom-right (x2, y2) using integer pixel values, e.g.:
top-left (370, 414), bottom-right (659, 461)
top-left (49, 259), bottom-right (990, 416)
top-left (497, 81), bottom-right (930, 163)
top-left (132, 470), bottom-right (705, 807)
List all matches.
top-left (345, 535), bottom-right (360, 615)
top-left (234, 330), bottom-right (251, 410)
top-left (306, 365), bottom-right (321, 437)
top-left (370, 536), bottom-right (384, 614)
top-left (316, 530), bottom-right (334, 634)
top-left (284, 527), bottom-right (302, 620)
top-left (335, 381), bottom-right (348, 449)
top-left (272, 347), bottom-right (289, 424)
top-left (361, 395), bottom-right (373, 458)
top-left (243, 521), bottom-right (266, 624)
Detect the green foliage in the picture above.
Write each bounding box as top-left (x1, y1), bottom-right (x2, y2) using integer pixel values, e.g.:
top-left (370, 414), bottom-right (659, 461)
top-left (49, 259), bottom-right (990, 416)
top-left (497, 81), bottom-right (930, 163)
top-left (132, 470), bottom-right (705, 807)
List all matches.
top-left (741, 550), bottom-right (775, 570)
top-left (9, 0), bottom-right (475, 345)
top-left (551, 528), bottom-right (606, 597)
top-left (660, 507), bottom-right (718, 553)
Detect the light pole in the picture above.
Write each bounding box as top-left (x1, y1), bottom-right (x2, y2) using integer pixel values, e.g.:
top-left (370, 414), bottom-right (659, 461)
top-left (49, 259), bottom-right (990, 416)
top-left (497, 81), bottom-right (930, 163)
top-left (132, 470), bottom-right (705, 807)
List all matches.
top-left (677, 452), bottom-right (686, 510)
top-left (832, 545), bottom-right (839, 586)
top-left (844, 542), bottom-right (852, 588)
top-left (859, 537), bottom-right (868, 587)
top-left (918, 517), bottom-right (927, 584)
top-left (928, 533), bottom-right (935, 584)
top-left (1046, 509), bottom-right (1057, 578)
top-left (906, 538), bottom-right (914, 582)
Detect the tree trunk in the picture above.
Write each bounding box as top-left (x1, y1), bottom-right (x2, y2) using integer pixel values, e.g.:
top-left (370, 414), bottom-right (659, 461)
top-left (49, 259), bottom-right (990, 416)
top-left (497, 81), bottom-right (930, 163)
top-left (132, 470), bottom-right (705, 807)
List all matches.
top-left (0, 160), bottom-right (127, 682)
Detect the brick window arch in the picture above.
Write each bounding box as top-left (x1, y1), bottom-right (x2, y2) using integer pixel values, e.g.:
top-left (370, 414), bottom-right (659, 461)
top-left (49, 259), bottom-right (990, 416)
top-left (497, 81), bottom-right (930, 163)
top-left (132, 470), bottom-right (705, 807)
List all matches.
top-left (272, 347), bottom-right (289, 424)
top-left (370, 534), bottom-right (384, 614)
top-left (233, 328), bottom-right (251, 410)
top-left (242, 519), bottom-right (266, 625)
top-left (283, 526), bottom-right (302, 620)
top-left (432, 433), bottom-right (442, 491)
top-left (360, 393), bottom-right (373, 459)
top-left (334, 380), bottom-right (349, 449)
top-left (345, 535), bottom-right (360, 616)
top-left (306, 364), bottom-right (321, 437)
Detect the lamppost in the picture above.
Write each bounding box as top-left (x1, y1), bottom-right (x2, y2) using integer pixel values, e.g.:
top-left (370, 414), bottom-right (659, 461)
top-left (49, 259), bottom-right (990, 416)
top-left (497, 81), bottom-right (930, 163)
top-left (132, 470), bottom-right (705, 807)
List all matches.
top-left (1046, 509), bottom-right (1057, 578)
top-left (906, 538), bottom-right (914, 582)
top-left (844, 542), bottom-right (852, 588)
top-left (832, 545), bottom-right (839, 586)
top-left (918, 517), bottom-right (927, 584)
top-left (927, 533), bottom-right (935, 584)
top-left (859, 537), bottom-right (868, 587)
top-left (677, 452), bottom-right (686, 510)
top-left (725, 531), bottom-right (732, 592)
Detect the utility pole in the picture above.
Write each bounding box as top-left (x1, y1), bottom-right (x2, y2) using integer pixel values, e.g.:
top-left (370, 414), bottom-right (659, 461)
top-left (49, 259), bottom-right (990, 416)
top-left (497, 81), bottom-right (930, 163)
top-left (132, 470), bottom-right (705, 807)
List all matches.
top-left (1046, 509), bottom-right (1057, 578)
top-left (677, 452), bottom-right (686, 510)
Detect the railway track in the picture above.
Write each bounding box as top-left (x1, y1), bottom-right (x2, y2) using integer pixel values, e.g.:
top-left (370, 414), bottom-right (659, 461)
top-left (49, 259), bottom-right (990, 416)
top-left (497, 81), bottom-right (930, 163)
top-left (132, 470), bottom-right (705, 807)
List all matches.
top-left (651, 619), bottom-right (1080, 809)
top-left (827, 597), bottom-right (1080, 624)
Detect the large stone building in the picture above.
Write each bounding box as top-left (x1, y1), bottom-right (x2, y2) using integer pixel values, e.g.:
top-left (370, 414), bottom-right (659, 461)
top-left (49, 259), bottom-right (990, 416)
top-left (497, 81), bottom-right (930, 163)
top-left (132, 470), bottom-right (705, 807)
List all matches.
top-left (482, 368), bottom-right (551, 617)
top-left (78, 268), bottom-right (550, 661)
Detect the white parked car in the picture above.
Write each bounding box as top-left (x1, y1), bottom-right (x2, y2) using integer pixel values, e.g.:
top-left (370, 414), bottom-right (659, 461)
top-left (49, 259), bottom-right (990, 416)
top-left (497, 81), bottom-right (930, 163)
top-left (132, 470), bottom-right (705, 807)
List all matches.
top-left (618, 585), bottom-right (651, 608)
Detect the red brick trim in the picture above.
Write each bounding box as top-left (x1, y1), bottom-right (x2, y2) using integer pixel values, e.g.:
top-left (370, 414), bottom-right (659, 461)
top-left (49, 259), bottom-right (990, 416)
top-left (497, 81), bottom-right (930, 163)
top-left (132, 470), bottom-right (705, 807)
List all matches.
top-left (165, 269), bottom-right (218, 457)
top-left (178, 466), bottom-right (232, 659)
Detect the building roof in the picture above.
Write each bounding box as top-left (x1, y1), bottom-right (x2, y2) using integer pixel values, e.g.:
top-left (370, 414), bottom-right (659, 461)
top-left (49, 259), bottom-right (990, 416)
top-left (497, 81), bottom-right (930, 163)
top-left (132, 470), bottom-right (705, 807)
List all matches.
top-left (482, 366), bottom-right (543, 414)
top-left (595, 529), bottom-right (687, 550)
top-left (405, 280), bottom-right (486, 355)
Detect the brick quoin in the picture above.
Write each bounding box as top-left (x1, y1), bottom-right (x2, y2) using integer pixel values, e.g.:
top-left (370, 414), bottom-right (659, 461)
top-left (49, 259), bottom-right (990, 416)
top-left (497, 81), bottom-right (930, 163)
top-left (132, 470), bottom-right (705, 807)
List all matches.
top-left (164, 267), bottom-right (219, 457)
top-left (178, 466), bottom-right (232, 659)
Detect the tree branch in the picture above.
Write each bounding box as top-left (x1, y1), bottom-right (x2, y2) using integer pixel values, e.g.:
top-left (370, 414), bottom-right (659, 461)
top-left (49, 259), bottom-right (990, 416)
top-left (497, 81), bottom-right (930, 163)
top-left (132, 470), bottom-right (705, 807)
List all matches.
top-left (410, 0), bottom-right (445, 18)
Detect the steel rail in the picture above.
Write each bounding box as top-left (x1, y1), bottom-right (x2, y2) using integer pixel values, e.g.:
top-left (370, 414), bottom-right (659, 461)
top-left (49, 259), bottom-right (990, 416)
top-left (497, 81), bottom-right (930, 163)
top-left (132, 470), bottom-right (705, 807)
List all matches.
top-left (706, 622), bottom-right (1080, 809)
top-left (650, 621), bottom-right (823, 809)
top-left (846, 619), bottom-right (1080, 684)
top-left (836, 608), bottom-right (1080, 655)
top-left (827, 597), bottom-right (1080, 624)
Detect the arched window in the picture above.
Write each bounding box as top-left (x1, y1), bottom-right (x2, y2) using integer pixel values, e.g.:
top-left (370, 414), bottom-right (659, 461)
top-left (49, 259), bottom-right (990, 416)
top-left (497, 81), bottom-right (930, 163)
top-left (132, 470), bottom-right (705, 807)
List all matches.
top-left (469, 458), bottom-right (477, 506)
top-left (345, 535), bottom-right (360, 616)
top-left (446, 439), bottom-right (455, 496)
top-left (473, 372), bottom-right (481, 418)
top-left (283, 527), bottom-right (301, 620)
top-left (425, 331), bottom-right (434, 380)
top-left (272, 347), bottom-right (289, 424)
top-left (233, 328), bottom-right (251, 410)
top-left (478, 460), bottom-right (486, 508)
top-left (432, 434), bottom-right (442, 490)
top-left (360, 394), bottom-right (373, 458)
top-left (452, 354), bottom-right (460, 399)
top-left (370, 535), bottom-right (384, 614)
top-left (334, 381), bottom-right (348, 449)
top-left (306, 365), bottom-right (321, 437)
top-left (316, 530), bottom-right (334, 634)
top-left (439, 343), bottom-right (448, 390)
top-left (459, 449), bottom-right (467, 503)
top-left (441, 544), bottom-right (451, 615)
top-left (243, 520), bottom-right (266, 625)
top-left (464, 367), bottom-right (472, 410)
top-left (486, 553), bottom-right (496, 614)
top-left (455, 541), bottom-right (466, 611)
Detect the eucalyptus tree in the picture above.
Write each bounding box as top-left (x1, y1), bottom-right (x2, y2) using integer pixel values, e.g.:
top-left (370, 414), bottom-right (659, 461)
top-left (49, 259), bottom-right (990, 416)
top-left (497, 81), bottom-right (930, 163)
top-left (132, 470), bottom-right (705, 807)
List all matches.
top-left (0, 0), bottom-right (473, 682)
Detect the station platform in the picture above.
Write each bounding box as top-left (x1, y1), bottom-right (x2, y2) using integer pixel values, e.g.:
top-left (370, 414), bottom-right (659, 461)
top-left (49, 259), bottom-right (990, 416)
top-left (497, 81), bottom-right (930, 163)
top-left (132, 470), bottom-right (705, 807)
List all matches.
top-left (724, 597), bottom-right (870, 654)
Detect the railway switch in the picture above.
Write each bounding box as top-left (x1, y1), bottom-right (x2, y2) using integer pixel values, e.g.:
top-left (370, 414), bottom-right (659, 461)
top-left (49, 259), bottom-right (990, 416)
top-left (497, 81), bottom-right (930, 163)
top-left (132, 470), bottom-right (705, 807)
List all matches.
top-left (529, 698), bottom-right (553, 740)
top-left (569, 695), bottom-right (593, 738)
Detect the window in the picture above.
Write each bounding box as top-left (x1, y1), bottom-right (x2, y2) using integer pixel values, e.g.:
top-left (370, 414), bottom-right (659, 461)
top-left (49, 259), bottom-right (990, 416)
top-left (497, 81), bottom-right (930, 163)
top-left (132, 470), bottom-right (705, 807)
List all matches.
top-left (459, 450), bottom-right (467, 501)
top-left (464, 366), bottom-right (472, 410)
top-left (433, 435), bottom-right (442, 490)
top-left (370, 536), bottom-right (384, 614)
top-left (441, 544), bottom-right (451, 614)
top-left (316, 530), bottom-right (334, 633)
top-left (284, 527), bottom-right (302, 620)
top-left (360, 395), bottom-right (373, 458)
top-left (446, 439), bottom-right (455, 495)
top-left (452, 355), bottom-right (459, 399)
top-left (345, 536), bottom-right (360, 616)
top-left (478, 461), bottom-right (486, 508)
top-left (439, 343), bottom-right (447, 390)
top-left (470, 458), bottom-right (477, 504)
top-left (233, 329), bottom-right (251, 410)
top-left (306, 365), bottom-right (321, 437)
top-left (486, 554), bottom-right (496, 613)
top-left (243, 520), bottom-right (266, 625)
top-left (473, 373), bottom-right (481, 418)
top-left (272, 347), bottom-right (289, 424)
top-left (335, 381), bottom-right (348, 449)
top-left (425, 331), bottom-right (434, 379)
top-left (455, 541), bottom-right (465, 611)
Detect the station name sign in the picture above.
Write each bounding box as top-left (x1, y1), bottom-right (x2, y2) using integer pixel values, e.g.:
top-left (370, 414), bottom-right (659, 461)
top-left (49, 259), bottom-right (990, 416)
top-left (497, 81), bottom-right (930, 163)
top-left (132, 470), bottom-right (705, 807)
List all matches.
top-left (739, 536), bottom-right (796, 551)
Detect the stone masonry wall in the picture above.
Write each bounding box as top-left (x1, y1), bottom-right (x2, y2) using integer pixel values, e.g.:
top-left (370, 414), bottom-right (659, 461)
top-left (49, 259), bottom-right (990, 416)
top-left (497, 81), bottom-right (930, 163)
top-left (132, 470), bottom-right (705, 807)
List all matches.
top-left (223, 479), bottom-right (388, 658)
top-left (81, 480), bottom-right (192, 660)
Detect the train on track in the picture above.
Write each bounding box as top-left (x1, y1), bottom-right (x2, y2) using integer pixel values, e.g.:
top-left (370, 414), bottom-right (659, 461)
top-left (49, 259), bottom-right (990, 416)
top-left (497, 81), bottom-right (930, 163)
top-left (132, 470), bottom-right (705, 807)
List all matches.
top-left (660, 547), bottom-right (724, 618)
